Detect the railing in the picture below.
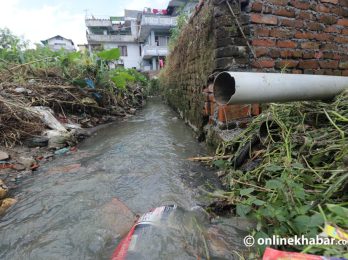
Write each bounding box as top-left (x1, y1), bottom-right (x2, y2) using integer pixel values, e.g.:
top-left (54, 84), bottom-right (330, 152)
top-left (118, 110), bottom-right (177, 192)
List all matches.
top-left (85, 19), bottom-right (112, 27)
top-left (141, 15), bottom-right (177, 27)
top-left (142, 45), bottom-right (169, 58)
top-left (86, 34), bottom-right (136, 43)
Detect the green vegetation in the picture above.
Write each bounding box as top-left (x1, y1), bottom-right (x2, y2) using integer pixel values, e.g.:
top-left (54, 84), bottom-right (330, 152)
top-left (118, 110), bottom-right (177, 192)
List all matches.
top-left (209, 92), bottom-right (348, 258)
top-left (0, 28), bottom-right (148, 91)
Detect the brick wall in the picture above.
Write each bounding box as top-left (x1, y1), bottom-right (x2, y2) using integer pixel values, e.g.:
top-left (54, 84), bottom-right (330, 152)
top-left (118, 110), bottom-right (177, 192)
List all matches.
top-left (162, 0), bottom-right (348, 136)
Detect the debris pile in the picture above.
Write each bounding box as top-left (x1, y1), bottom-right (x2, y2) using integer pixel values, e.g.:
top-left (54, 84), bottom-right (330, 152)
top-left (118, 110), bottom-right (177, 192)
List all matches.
top-left (205, 91), bottom-right (348, 258)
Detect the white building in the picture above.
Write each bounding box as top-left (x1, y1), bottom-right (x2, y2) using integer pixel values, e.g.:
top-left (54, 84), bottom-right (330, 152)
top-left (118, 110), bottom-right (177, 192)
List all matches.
top-left (41, 35), bottom-right (76, 52)
top-left (85, 10), bottom-right (142, 69)
top-left (85, 1), bottom-right (197, 71)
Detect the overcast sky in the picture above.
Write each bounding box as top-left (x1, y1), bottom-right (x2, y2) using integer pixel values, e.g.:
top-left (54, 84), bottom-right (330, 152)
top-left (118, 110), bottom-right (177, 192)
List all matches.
top-left (0, 0), bottom-right (168, 46)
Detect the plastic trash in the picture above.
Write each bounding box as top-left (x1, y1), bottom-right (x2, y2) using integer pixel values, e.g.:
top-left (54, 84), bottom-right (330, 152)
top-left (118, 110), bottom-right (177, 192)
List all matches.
top-left (54, 147), bottom-right (70, 155)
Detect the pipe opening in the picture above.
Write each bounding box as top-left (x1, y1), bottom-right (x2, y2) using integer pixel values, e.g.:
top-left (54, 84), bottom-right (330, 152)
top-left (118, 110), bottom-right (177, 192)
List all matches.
top-left (213, 72), bottom-right (236, 105)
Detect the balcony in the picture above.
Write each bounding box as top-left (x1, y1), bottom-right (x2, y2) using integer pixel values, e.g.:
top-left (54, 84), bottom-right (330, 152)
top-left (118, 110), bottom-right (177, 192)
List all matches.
top-left (85, 19), bottom-right (112, 27)
top-left (139, 15), bottom-right (177, 42)
top-left (141, 15), bottom-right (177, 27)
top-left (86, 34), bottom-right (136, 43)
top-left (142, 45), bottom-right (169, 59)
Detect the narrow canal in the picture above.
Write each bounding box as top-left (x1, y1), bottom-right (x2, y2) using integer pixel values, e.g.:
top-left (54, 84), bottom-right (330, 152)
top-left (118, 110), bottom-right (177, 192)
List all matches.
top-left (0, 100), bottom-right (247, 260)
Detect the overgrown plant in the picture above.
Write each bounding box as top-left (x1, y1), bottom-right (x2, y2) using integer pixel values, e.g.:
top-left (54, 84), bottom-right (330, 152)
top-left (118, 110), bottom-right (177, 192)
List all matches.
top-left (208, 91), bottom-right (348, 258)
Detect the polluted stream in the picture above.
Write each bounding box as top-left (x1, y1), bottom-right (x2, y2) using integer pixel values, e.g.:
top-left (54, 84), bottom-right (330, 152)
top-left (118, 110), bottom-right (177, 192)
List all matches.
top-left (0, 100), bottom-right (248, 260)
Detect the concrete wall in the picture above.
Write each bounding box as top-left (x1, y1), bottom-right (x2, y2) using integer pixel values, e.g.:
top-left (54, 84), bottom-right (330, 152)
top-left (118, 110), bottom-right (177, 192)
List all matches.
top-left (162, 0), bottom-right (348, 136)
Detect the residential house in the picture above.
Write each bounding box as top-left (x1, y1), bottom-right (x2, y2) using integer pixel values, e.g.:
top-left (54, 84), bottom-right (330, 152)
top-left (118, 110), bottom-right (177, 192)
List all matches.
top-left (85, 1), bottom-right (197, 71)
top-left (41, 35), bottom-right (76, 52)
top-left (85, 10), bottom-right (142, 69)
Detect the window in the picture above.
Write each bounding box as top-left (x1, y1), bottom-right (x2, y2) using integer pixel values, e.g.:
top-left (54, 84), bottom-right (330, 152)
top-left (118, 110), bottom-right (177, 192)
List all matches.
top-left (119, 46), bottom-right (128, 56)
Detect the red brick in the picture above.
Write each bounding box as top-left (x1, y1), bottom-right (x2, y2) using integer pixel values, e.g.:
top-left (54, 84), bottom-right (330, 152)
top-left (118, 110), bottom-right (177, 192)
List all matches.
top-left (270, 28), bottom-right (294, 38)
top-left (324, 26), bottom-right (341, 33)
top-left (280, 50), bottom-right (303, 58)
top-left (252, 39), bottom-right (276, 47)
top-left (275, 60), bottom-right (299, 69)
top-left (316, 4), bottom-right (331, 12)
top-left (342, 70), bottom-right (348, 76)
top-left (267, 0), bottom-right (289, 6)
top-left (335, 36), bottom-right (348, 43)
top-left (204, 102), bottom-right (210, 116)
top-left (299, 60), bottom-right (320, 69)
top-left (251, 2), bottom-right (263, 12)
top-left (298, 11), bottom-right (313, 20)
top-left (251, 14), bottom-right (278, 25)
top-left (331, 7), bottom-right (348, 16)
top-left (217, 105), bottom-right (250, 122)
top-left (303, 52), bottom-right (316, 59)
top-left (281, 18), bottom-right (304, 28)
top-left (251, 104), bottom-right (261, 116)
top-left (295, 32), bottom-right (315, 39)
top-left (319, 15), bottom-right (338, 25)
top-left (254, 27), bottom-right (270, 37)
top-left (255, 47), bottom-right (270, 57)
top-left (277, 40), bottom-right (297, 48)
top-left (301, 42), bottom-right (320, 49)
top-left (321, 43), bottom-right (338, 51)
top-left (320, 0), bottom-right (338, 3)
top-left (319, 60), bottom-right (339, 69)
top-left (323, 52), bottom-right (341, 60)
top-left (339, 61), bottom-right (348, 69)
top-left (307, 22), bottom-right (324, 31)
top-left (338, 19), bottom-right (348, 26)
top-left (290, 0), bottom-right (311, 9)
top-left (274, 7), bottom-right (296, 18)
top-left (269, 49), bottom-right (281, 58)
top-left (252, 59), bottom-right (275, 68)
top-left (343, 29), bottom-right (348, 35)
top-left (292, 69), bottom-right (303, 74)
top-left (314, 33), bottom-right (334, 41)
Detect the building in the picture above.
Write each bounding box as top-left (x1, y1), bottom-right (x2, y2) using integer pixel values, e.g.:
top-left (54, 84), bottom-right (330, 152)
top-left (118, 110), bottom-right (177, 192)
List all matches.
top-left (138, 8), bottom-right (177, 71)
top-left (85, 10), bottom-right (142, 69)
top-left (41, 35), bottom-right (76, 52)
top-left (85, 1), bottom-right (197, 71)
top-left (77, 44), bottom-right (88, 53)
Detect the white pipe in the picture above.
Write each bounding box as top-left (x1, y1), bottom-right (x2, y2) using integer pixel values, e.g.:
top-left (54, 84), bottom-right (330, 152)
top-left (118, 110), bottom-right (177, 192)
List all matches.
top-left (213, 72), bottom-right (348, 105)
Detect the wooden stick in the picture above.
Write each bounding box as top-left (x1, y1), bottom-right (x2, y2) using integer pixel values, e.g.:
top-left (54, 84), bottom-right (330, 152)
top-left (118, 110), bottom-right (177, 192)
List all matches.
top-left (187, 155), bottom-right (231, 161)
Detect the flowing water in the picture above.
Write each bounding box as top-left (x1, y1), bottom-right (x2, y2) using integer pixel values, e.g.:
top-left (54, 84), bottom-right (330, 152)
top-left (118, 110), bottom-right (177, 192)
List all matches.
top-left (0, 100), bottom-right (248, 260)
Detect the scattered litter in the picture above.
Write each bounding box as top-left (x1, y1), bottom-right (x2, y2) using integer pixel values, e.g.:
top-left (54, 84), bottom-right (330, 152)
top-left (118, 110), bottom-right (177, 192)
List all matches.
top-left (54, 147), bottom-right (70, 156)
top-left (30, 106), bottom-right (67, 132)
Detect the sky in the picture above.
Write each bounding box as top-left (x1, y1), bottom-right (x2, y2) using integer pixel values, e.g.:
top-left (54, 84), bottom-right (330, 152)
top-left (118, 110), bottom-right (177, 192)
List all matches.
top-left (0, 0), bottom-right (168, 46)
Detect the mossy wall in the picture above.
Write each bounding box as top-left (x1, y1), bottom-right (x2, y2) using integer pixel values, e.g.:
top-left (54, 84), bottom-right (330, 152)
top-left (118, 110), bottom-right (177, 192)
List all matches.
top-left (161, 1), bottom-right (216, 134)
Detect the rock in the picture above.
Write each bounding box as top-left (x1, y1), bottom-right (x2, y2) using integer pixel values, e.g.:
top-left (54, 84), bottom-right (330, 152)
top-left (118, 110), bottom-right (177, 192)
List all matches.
top-left (14, 87), bottom-right (32, 94)
top-left (44, 130), bottom-right (74, 149)
top-left (28, 79), bottom-right (36, 84)
top-left (47, 164), bottom-right (81, 174)
top-left (0, 198), bottom-right (17, 215)
top-left (0, 179), bottom-right (8, 199)
top-left (24, 137), bottom-right (49, 148)
top-left (17, 157), bottom-right (36, 169)
top-left (0, 151), bottom-right (9, 161)
top-left (13, 164), bottom-right (26, 171)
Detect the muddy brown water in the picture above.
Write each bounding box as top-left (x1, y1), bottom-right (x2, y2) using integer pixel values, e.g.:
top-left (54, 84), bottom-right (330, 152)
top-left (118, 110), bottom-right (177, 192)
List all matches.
top-left (0, 99), bottom-right (248, 260)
